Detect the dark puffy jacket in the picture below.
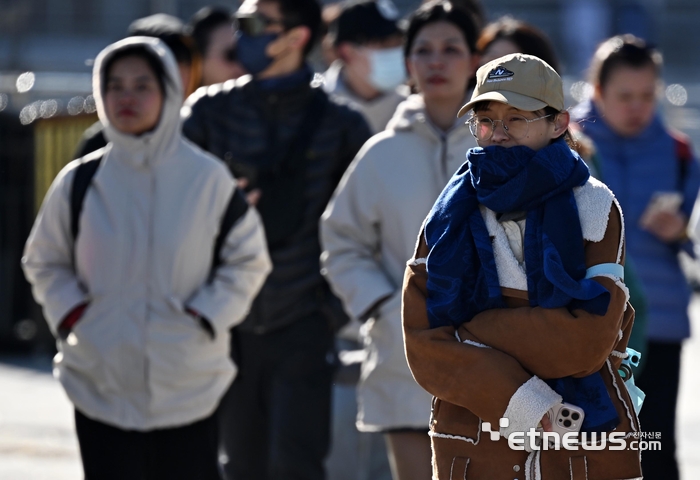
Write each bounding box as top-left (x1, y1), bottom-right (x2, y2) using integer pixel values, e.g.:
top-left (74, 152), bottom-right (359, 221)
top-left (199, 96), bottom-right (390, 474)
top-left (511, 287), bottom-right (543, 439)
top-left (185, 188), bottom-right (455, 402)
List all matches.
top-left (182, 74), bottom-right (371, 333)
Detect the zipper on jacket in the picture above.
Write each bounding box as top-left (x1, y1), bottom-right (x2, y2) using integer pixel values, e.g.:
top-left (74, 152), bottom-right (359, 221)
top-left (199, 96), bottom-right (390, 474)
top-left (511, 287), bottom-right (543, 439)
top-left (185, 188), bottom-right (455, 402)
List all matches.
top-left (440, 133), bottom-right (448, 181)
top-left (143, 157), bottom-right (155, 393)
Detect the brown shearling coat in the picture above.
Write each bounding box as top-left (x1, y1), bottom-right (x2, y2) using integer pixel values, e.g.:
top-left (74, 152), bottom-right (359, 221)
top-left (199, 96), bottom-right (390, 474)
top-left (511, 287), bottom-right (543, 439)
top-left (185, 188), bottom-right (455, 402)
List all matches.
top-left (402, 204), bottom-right (644, 479)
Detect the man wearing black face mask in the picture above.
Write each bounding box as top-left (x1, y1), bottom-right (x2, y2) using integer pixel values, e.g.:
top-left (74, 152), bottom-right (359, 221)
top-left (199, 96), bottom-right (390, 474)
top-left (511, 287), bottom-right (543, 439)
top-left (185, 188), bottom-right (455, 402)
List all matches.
top-left (182, 1), bottom-right (371, 478)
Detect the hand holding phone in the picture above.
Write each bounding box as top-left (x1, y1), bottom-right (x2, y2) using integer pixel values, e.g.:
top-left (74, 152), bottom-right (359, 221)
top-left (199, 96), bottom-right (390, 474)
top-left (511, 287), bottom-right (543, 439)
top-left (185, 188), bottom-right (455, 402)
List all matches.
top-left (640, 192), bottom-right (687, 242)
top-left (537, 402), bottom-right (585, 446)
top-left (640, 192), bottom-right (683, 223)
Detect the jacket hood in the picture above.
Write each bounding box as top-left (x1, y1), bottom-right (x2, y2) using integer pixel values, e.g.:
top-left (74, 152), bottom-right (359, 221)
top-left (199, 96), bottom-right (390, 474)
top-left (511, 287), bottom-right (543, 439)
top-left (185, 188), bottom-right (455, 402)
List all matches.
top-left (386, 93), bottom-right (472, 139)
top-left (93, 36), bottom-right (183, 166)
top-left (385, 93), bottom-right (426, 131)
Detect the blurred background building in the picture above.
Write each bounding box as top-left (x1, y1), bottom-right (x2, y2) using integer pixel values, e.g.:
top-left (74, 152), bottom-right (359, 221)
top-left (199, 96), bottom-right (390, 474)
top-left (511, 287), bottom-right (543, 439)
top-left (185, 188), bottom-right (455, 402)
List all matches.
top-left (0, 0), bottom-right (698, 74)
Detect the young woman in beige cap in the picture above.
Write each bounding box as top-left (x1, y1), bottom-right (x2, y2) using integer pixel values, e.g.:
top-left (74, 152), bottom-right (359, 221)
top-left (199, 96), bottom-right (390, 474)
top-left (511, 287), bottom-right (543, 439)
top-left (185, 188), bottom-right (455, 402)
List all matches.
top-left (402, 53), bottom-right (643, 479)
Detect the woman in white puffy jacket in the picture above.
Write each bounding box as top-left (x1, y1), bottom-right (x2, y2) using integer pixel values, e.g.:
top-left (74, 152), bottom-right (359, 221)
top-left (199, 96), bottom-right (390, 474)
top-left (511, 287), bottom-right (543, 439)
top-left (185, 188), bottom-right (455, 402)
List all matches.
top-left (22, 37), bottom-right (271, 479)
top-left (320, 2), bottom-right (479, 479)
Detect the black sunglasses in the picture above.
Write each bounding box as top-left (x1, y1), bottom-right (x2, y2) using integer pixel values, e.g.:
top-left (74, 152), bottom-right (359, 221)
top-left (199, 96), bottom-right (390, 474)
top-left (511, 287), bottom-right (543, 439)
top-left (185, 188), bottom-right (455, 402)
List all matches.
top-left (235, 13), bottom-right (286, 36)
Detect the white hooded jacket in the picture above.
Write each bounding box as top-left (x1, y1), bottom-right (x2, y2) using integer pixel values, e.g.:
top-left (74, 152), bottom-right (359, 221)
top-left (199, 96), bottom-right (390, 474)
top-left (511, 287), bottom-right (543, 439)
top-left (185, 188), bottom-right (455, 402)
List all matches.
top-left (320, 94), bottom-right (477, 430)
top-left (22, 37), bottom-right (271, 430)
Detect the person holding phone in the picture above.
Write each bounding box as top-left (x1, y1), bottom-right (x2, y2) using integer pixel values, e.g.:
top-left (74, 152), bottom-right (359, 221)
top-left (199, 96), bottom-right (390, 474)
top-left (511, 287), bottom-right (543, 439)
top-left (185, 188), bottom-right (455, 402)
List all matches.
top-left (402, 53), bottom-right (643, 478)
top-left (573, 35), bottom-right (700, 480)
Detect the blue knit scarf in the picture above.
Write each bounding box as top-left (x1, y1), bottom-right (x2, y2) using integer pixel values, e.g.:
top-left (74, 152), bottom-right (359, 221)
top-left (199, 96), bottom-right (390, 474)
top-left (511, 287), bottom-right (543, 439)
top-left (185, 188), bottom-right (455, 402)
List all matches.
top-left (424, 138), bottom-right (619, 432)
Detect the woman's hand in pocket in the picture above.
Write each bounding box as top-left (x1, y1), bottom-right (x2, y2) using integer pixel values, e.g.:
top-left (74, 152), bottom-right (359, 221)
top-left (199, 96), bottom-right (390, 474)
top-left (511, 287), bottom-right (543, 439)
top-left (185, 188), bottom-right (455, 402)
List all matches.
top-left (58, 303), bottom-right (89, 340)
top-left (185, 307), bottom-right (216, 340)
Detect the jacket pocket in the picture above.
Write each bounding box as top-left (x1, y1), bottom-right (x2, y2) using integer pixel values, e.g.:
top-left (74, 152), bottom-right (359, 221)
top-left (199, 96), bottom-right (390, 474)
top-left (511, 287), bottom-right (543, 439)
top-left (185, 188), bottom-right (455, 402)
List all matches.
top-left (568, 456), bottom-right (588, 480)
top-left (361, 291), bottom-right (400, 367)
top-left (432, 400), bottom-right (480, 443)
top-left (168, 295), bottom-right (213, 339)
top-left (450, 456), bottom-right (470, 480)
top-left (59, 300), bottom-right (120, 394)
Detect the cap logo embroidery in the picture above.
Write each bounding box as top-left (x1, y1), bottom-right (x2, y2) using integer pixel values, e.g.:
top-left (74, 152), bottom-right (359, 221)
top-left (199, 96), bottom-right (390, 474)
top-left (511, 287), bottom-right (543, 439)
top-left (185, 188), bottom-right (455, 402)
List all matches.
top-left (377, 0), bottom-right (399, 20)
top-left (486, 66), bottom-right (514, 83)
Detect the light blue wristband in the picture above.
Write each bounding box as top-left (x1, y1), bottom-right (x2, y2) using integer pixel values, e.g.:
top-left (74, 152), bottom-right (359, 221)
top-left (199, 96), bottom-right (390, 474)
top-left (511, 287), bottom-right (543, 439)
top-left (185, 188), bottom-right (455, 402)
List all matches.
top-left (585, 263), bottom-right (624, 280)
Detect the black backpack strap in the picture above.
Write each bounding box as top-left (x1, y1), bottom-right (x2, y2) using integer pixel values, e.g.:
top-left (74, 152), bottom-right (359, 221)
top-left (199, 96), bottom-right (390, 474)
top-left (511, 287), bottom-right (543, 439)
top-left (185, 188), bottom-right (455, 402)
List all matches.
top-left (211, 186), bottom-right (250, 275)
top-left (70, 153), bottom-right (104, 240)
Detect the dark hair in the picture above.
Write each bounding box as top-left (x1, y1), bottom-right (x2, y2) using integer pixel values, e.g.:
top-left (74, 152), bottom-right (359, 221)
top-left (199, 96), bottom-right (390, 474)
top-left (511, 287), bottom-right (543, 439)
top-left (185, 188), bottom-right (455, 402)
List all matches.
top-left (589, 34), bottom-right (662, 89)
top-left (422, 0), bottom-right (486, 30)
top-left (265, 0), bottom-right (322, 56)
top-left (103, 45), bottom-right (170, 96)
top-left (405, 0), bottom-right (479, 59)
top-left (329, 0), bottom-right (402, 47)
top-left (477, 16), bottom-right (560, 73)
top-left (127, 14), bottom-right (195, 66)
top-left (189, 7), bottom-right (233, 57)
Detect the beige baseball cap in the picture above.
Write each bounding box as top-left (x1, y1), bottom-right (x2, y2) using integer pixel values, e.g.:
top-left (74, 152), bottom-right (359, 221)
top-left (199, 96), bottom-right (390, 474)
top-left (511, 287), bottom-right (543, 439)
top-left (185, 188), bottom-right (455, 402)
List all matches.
top-left (457, 53), bottom-right (564, 118)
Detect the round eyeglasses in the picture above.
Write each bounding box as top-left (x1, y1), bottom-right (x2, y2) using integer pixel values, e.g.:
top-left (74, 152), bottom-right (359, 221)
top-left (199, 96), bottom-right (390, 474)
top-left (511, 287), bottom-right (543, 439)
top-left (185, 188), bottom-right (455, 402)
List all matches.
top-left (466, 113), bottom-right (553, 141)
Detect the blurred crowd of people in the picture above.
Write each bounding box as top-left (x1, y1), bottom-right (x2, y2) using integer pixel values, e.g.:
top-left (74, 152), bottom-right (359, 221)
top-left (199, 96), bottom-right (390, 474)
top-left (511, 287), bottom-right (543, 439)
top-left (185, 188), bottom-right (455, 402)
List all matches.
top-left (19, 0), bottom-right (700, 479)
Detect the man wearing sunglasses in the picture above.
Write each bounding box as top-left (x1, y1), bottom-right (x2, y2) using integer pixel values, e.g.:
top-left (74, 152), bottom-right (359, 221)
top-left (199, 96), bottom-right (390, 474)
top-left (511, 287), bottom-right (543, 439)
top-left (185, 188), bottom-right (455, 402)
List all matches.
top-left (182, 1), bottom-right (372, 479)
top-left (189, 6), bottom-right (246, 86)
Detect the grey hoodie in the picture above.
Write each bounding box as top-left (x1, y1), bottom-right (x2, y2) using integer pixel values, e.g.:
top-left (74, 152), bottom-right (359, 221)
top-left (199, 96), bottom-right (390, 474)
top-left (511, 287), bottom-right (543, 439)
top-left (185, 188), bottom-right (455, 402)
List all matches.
top-left (22, 37), bottom-right (271, 430)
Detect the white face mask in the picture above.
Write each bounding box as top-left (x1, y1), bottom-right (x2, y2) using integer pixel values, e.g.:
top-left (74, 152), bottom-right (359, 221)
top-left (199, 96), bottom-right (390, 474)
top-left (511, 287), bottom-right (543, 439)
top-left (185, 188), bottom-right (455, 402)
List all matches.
top-left (366, 46), bottom-right (406, 92)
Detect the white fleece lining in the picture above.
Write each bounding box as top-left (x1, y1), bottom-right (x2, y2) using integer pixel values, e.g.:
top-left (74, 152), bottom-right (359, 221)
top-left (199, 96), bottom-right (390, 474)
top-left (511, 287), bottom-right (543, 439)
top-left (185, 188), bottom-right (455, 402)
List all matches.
top-left (569, 457), bottom-right (573, 480)
top-left (408, 257), bottom-right (427, 266)
top-left (573, 178), bottom-right (615, 243)
top-left (481, 178), bottom-right (620, 292)
top-left (480, 205), bottom-right (528, 291)
top-left (614, 278), bottom-right (630, 305)
top-left (501, 377), bottom-right (562, 453)
top-left (534, 450), bottom-right (542, 479)
top-left (567, 457), bottom-right (589, 480)
top-left (450, 456), bottom-right (469, 479)
top-left (525, 451), bottom-right (535, 480)
top-left (430, 431), bottom-right (478, 444)
top-left (462, 338), bottom-right (491, 348)
top-left (610, 349), bottom-right (628, 359)
top-left (593, 273), bottom-right (630, 304)
top-left (454, 330), bottom-right (491, 348)
top-left (613, 197), bottom-right (625, 263)
top-left (429, 421), bottom-right (481, 445)
top-left (606, 359), bottom-right (636, 428)
top-left (525, 450), bottom-right (542, 480)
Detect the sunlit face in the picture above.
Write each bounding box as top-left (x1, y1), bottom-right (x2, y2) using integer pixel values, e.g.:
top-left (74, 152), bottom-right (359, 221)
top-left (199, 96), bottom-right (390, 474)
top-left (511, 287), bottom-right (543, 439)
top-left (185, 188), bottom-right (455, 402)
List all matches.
top-left (406, 21), bottom-right (476, 102)
top-left (473, 102), bottom-right (567, 151)
top-left (201, 23), bottom-right (244, 85)
top-left (594, 65), bottom-right (658, 137)
top-left (104, 55), bottom-right (163, 135)
top-left (480, 38), bottom-right (519, 66)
